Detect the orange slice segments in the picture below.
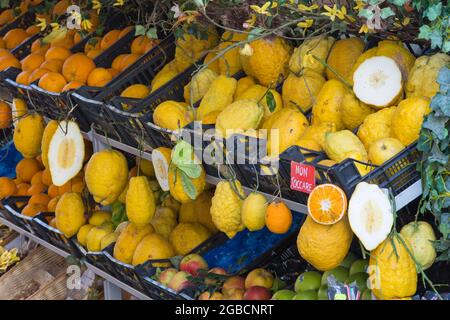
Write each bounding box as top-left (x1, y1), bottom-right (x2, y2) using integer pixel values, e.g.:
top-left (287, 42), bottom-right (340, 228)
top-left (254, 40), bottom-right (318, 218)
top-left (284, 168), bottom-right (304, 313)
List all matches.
top-left (307, 184), bottom-right (347, 225)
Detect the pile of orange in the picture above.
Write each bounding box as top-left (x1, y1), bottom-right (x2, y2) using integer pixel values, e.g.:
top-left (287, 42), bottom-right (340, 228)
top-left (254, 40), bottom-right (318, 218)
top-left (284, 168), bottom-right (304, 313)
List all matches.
top-left (0, 138), bottom-right (93, 218)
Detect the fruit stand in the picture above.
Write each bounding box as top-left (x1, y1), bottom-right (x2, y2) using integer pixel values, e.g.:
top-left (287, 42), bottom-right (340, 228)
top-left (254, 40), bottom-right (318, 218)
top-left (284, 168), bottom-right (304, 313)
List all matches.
top-left (0, 0), bottom-right (448, 302)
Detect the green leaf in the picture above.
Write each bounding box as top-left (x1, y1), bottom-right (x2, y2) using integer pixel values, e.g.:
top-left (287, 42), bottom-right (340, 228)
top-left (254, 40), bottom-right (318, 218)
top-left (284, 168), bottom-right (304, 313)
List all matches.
top-left (422, 114), bottom-right (449, 140)
top-left (431, 94), bottom-right (450, 116)
top-left (358, 8), bottom-right (374, 20)
top-left (146, 27), bottom-right (158, 40)
top-left (135, 25), bottom-right (146, 36)
top-left (425, 3), bottom-right (442, 21)
top-left (172, 140), bottom-right (194, 167)
top-left (437, 67), bottom-right (450, 93)
top-left (111, 201), bottom-right (127, 228)
top-left (418, 25), bottom-right (432, 40)
top-left (443, 41), bottom-right (450, 53)
top-left (265, 91), bottom-right (276, 113)
top-left (181, 171), bottom-right (197, 200)
top-left (177, 163), bottom-right (202, 179)
top-left (388, 0), bottom-right (407, 5)
top-left (430, 143), bottom-right (449, 165)
top-left (0, 0), bottom-right (9, 8)
top-left (380, 7), bottom-right (395, 19)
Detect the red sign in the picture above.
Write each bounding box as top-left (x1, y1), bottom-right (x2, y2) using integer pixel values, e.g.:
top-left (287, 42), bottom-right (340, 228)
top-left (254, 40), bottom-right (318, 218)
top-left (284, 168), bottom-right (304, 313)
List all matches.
top-left (290, 161), bottom-right (316, 194)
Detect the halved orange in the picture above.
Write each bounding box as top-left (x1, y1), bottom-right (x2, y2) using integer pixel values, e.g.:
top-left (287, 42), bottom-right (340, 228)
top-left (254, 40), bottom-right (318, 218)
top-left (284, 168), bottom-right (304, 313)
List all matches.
top-left (307, 184), bottom-right (347, 225)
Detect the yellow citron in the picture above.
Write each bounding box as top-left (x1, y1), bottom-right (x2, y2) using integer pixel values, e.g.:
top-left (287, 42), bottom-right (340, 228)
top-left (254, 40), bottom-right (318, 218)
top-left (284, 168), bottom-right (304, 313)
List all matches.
top-left (311, 79), bottom-right (347, 130)
top-left (210, 180), bottom-right (245, 238)
top-left (138, 158), bottom-right (155, 177)
top-left (86, 223), bottom-right (114, 252)
top-left (132, 233), bottom-right (175, 266)
top-left (41, 120), bottom-right (58, 169)
top-left (326, 37), bottom-right (365, 82)
top-left (235, 84), bottom-right (282, 119)
top-left (169, 222), bottom-right (211, 255)
top-left (300, 122), bottom-right (336, 149)
top-left (100, 232), bottom-right (118, 250)
top-left (13, 114), bottom-right (45, 158)
top-left (113, 222), bottom-right (154, 264)
top-left (55, 192), bottom-right (86, 238)
top-left (88, 210), bottom-right (112, 226)
top-left (126, 176), bottom-right (156, 225)
top-left (76, 224), bottom-right (94, 247)
top-left (153, 100), bottom-right (193, 131)
top-left (11, 98), bottom-right (28, 124)
top-left (368, 235), bottom-right (417, 300)
top-left (281, 70), bottom-right (326, 112)
top-left (234, 76), bottom-right (256, 100)
top-left (297, 216), bottom-right (353, 271)
top-left (85, 149), bottom-right (128, 205)
top-left (241, 192), bottom-right (267, 232)
top-left (183, 68), bottom-right (218, 105)
top-left (151, 207), bottom-right (178, 239)
top-left (341, 90), bottom-right (374, 131)
top-left (197, 75), bottom-right (237, 121)
top-left (168, 164), bottom-right (206, 204)
top-left (178, 190), bottom-right (217, 233)
top-left (289, 36), bottom-right (335, 75)
top-left (357, 106), bottom-right (397, 150)
top-left (218, 31), bottom-right (247, 76)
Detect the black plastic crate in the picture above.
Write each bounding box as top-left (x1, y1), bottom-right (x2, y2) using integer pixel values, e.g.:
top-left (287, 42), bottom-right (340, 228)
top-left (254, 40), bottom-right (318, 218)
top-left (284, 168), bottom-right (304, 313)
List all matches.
top-left (0, 11), bottom-right (35, 37)
top-left (33, 211), bottom-right (78, 254)
top-left (71, 37), bottom-right (177, 145)
top-left (71, 239), bottom-right (116, 274)
top-left (1, 196), bottom-right (37, 233)
top-left (0, 127), bottom-right (13, 146)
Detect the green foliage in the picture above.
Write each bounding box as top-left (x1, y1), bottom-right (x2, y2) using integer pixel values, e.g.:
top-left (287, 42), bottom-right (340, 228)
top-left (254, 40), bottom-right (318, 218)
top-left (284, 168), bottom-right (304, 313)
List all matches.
top-left (111, 201), bottom-right (127, 228)
top-left (417, 67), bottom-right (450, 261)
top-left (415, 0), bottom-right (450, 52)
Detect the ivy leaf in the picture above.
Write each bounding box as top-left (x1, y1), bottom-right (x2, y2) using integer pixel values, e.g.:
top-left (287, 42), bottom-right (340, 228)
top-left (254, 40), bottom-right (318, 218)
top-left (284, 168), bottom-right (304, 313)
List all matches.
top-left (417, 130), bottom-right (433, 152)
top-left (424, 3), bottom-right (442, 21)
top-left (418, 25), bottom-right (432, 40)
top-left (429, 143), bottom-right (449, 165)
top-left (388, 0), bottom-right (407, 5)
top-left (146, 27), bottom-right (158, 40)
top-left (135, 25), bottom-right (146, 36)
top-left (265, 91), bottom-right (276, 113)
top-left (422, 114), bottom-right (449, 140)
top-left (431, 94), bottom-right (450, 116)
top-left (380, 7), bottom-right (395, 19)
top-left (0, 0), bottom-right (8, 8)
top-left (358, 8), bottom-right (375, 20)
top-left (439, 213), bottom-right (450, 239)
top-left (437, 67), bottom-right (450, 94)
top-left (181, 171), bottom-right (197, 200)
top-left (443, 41), bottom-right (450, 53)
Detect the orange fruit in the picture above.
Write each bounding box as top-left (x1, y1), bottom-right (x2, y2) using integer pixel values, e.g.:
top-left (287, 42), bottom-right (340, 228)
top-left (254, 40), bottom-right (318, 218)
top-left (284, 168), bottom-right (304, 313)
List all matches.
top-left (22, 203), bottom-right (46, 217)
top-left (100, 29), bottom-right (121, 50)
top-left (27, 182), bottom-right (46, 196)
top-left (86, 48), bottom-right (103, 59)
top-left (107, 68), bottom-right (119, 78)
top-left (16, 158), bottom-right (41, 182)
top-left (0, 9), bottom-right (14, 26)
top-left (13, 177), bottom-right (23, 185)
top-left (40, 59), bottom-right (64, 72)
top-left (26, 25), bottom-right (40, 36)
top-left (50, 36), bottom-right (74, 49)
top-left (20, 53), bottom-right (45, 71)
top-left (31, 171), bottom-right (43, 185)
top-left (131, 36), bottom-right (152, 55)
top-left (87, 68), bottom-right (112, 87)
top-left (41, 168), bottom-right (53, 186)
top-left (47, 196), bottom-right (59, 211)
top-left (29, 193), bottom-right (51, 206)
top-left (84, 37), bottom-right (101, 52)
top-left (47, 184), bottom-right (59, 198)
top-left (0, 38), bottom-right (5, 48)
top-left (3, 28), bottom-right (29, 49)
top-left (0, 177), bottom-right (17, 199)
top-left (38, 72), bottom-right (67, 92)
top-left (144, 40), bottom-right (158, 53)
top-left (62, 53), bottom-right (95, 83)
top-left (53, 0), bottom-right (69, 17)
top-left (119, 53), bottom-right (140, 71)
top-left (0, 55), bottom-right (20, 71)
top-left (28, 67), bottom-right (50, 83)
top-left (307, 184), bottom-right (347, 225)
top-left (265, 201), bottom-right (293, 234)
top-left (129, 166), bottom-right (138, 178)
top-left (62, 81), bottom-right (83, 92)
top-left (0, 101), bottom-right (11, 129)
top-left (57, 181), bottom-right (71, 196)
top-left (16, 70), bottom-right (32, 85)
top-left (15, 183), bottom-right (30, 196)
top-left (111, 54), bottom-right (127, 70)
top-left (73, 32), bottom-right (82, 44)
top-left (29, 0), bottom-right (44, 6)
top-left (36, 155), bottom-right (44, 168)
top-left (31, 39), bottom-right (50, 54)
top-left (118, 26), bottom-right (134, 39)
top-left (71, 180), bottom-right (85, 193)
top-left (45, 46), bottom-right (71, 61)
top-left (0, 48), bottom-right (14, 58)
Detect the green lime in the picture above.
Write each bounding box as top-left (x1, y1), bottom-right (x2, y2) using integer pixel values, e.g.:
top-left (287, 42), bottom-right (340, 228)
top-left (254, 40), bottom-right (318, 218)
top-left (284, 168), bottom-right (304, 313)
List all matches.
top-left (272, 289), bottom-right (296, 300)
top-left (345, 272), bottom-right (369, 290)
top-left (361, 289), bottom-right (373, 300)
top-left (292, 290), bottom-right (318, 300)
top-left (317, 285), bottom-right (328, 300)
top-left (340, 252), bottom-right (357, 268)
top-left (294, 271), bottom-right (322, 292)
top-left (321, 266), bottom-right (349, 285)
top-left (349, 259), bottom-right (368, 276)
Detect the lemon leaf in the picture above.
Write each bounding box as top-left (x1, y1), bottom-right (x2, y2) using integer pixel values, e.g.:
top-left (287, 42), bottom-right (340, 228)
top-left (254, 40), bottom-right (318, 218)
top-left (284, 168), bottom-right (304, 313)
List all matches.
top-left (181, 171), bottom-right (197, 200)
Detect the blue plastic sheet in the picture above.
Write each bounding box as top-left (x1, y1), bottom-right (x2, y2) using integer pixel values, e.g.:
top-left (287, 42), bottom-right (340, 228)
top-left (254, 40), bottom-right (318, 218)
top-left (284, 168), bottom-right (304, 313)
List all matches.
top-left (203, 213), bottom-right (305, 274)
top-left (0, 141), bottom-right (23, 178)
